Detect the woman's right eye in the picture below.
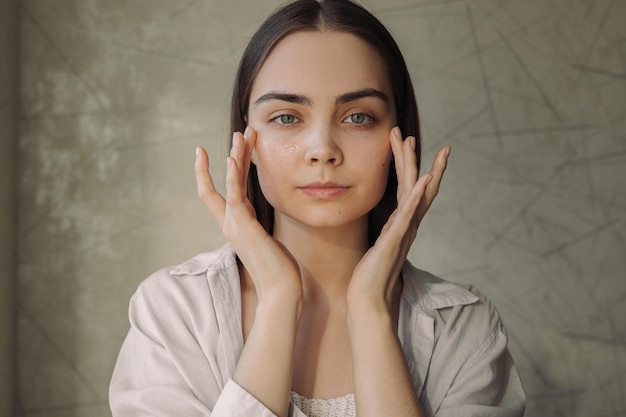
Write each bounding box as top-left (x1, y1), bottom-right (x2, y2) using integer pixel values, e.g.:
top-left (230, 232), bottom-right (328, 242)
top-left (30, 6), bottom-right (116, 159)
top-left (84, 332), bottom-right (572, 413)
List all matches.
top-left (271, 114), bottom-right (299, 126)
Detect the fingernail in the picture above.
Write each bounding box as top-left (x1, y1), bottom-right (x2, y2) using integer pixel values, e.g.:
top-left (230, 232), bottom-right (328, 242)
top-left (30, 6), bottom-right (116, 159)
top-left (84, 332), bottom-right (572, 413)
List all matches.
top-left (243, 126), bottom-right (250, 138)
top-left (195, 146), bottom-right (200, 159)
top-left (410, 136), bottom-right (416, 150)
top-left (445, 146), bottom-right (451, 158)
top-left (393, 126), bottom-right (402, 139)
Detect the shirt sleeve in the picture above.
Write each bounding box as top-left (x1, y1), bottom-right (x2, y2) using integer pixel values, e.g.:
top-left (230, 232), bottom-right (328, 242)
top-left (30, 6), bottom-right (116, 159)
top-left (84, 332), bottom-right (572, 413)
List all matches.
top-left (434, 309), bottom-right (526, 417)
top-left (109, 272), bottom-right (278, 417)
top-left (109, 331), bottom-right (277, 417)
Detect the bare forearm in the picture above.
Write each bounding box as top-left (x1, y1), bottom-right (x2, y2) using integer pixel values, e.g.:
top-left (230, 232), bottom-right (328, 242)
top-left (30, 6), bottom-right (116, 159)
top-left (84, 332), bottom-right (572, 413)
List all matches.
top-left (234, 295), bottom-right (301, 417)
top-left (348, 302), bottom-right (426, 417)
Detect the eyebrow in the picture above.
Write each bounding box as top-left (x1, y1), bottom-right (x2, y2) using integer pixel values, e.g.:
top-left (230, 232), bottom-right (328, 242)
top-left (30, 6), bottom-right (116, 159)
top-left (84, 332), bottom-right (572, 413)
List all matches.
top-left (335, 88), bottom-right (389, 105)
top-left (253, 92), bottom-right (311, 106)
top-left (252, 88), bottom-right (389, 107)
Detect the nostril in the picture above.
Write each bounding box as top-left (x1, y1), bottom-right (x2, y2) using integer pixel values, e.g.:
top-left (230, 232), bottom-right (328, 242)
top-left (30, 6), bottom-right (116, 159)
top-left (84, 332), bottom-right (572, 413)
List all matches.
top-left (305, 145), bottom-right (342, 165)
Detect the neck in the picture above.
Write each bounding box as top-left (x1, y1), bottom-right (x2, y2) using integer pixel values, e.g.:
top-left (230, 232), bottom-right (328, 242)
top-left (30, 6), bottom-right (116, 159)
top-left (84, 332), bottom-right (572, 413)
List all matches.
top-left (273, 214), bottom-right (370, 303)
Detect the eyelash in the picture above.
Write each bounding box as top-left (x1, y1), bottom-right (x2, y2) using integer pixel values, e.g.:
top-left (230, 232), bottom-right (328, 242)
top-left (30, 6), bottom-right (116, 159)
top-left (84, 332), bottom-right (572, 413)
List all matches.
top-left (269, 112), bottom-right (375, 127)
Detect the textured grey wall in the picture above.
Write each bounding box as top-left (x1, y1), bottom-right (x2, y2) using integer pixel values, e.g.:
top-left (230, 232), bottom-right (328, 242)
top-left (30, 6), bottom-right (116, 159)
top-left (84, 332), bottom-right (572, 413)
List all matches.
top-left (17, 1), bottom-right (626, 416)
top-left (1, 0), bottom-right (18, 415)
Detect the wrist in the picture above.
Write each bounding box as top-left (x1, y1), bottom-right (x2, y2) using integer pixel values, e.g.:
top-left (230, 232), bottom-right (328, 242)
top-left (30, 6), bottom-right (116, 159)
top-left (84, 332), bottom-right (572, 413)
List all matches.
top-left (256, 289), bottom-right (303, 323)
top-left (346, 274), bottom-right (403, 316)
top-left (347, 285), bottom-right (403, 337)
top-left (346, 286), bottom-right (399, 317)
top-left (346, 297), bottom-right (392, 328)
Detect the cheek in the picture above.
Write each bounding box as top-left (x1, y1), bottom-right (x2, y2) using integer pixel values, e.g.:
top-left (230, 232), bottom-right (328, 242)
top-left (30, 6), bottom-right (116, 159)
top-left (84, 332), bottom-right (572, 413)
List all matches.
top-left (253, 138), bottom-right (300, 198)
top-left (370, 143), bottom-right (393, 178)
top-left (275, 142), bottom-right (301, 159)
top-left (360, 144), bottom-right (393, 202)
top-left (373, 157), bottom-right (392, 197)
top-left (253, 132), bottom-right (301, 164)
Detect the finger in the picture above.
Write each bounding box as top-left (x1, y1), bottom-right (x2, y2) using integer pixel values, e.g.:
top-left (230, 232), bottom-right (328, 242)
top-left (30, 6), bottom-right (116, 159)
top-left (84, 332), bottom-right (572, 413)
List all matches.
top-left (403, 172), bottom-right (433, 226)
top-left (417, 146), bottom-right (450, 219)
top-left (401, 173), bottom-right (434, 254)
top-left (194, 146), bottom-right (226, 226)
top-left (390, 127), bottom-right (405, 203)
top-left (361, 171), bottom-right (431, 287)
top-left (222, 156), bottom-right (267, 260)
top-left (401, 135), bottom-right (418, 204)
top-left (229, 131), bottom-right (245, 170)
top-left (242, 126), bottom-right (257, 194)
top-left (370, 173), bottom-right (432, 278)
top-left (225, 155), bottom-right (247, 207)
top-left (230, 131), bottom-right (249, 192)
top-left (427, 145), bottom-right (450, 196)
top-left (223, 155), bottom-right (266, 247)
top-left (381, 173), bottom-right (433, 245)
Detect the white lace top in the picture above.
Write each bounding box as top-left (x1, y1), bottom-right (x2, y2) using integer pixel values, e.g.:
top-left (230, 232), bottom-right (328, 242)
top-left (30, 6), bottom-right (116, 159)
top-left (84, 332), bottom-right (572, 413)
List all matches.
top-left (290, 392), bottom-right (356, 417)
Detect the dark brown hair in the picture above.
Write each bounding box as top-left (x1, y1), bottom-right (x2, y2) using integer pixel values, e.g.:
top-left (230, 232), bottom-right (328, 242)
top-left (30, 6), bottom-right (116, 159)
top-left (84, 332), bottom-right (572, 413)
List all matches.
top-left (230, 0), bottom-right (421, 245)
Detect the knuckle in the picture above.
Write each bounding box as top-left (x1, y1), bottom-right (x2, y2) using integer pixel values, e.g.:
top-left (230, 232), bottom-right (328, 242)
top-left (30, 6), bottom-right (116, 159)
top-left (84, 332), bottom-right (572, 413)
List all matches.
top-left (197, 187), bottom-right (208, 200)
top-left (226, 194), bottom-right (242, 207)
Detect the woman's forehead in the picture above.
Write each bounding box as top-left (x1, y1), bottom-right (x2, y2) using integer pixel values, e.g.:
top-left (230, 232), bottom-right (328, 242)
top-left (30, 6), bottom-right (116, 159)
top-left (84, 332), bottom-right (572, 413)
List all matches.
top-left (249, 30), bottom-right (392, 103)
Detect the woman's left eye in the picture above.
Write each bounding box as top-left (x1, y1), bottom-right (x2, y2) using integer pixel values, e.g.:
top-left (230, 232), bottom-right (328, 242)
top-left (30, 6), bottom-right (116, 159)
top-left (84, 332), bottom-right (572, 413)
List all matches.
top-left (343, 113), bottom-right (373, 125)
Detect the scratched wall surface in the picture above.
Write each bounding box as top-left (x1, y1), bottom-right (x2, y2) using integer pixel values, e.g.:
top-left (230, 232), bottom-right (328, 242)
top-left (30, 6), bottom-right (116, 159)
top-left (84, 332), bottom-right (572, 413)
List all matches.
top-left (1, 0), bottom-right (18, 415)
top-left (17, 0), bottom-right (626, 416)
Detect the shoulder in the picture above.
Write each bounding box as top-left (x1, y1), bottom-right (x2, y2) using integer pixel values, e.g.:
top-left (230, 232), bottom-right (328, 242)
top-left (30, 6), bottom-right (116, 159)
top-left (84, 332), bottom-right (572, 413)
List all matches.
top-left (401, 261), bottom-right (481, 312)
top-left (129, 244), bottom-right (240, 327)
top-left (401, 261), bottom-right (505, 348)
top-left (134, 244), bottom-right (238, 301)
top-left (401, 262), bottom-right (525, 414)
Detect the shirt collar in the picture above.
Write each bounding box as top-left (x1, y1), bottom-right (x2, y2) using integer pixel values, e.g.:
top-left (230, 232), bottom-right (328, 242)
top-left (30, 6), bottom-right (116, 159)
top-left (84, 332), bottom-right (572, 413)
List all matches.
top-left (169, 244), bottom-right (236, 276)
top-left (401, 262), bottom-right (479, 312)
top-left (169, 246), bottom-right (478, 312)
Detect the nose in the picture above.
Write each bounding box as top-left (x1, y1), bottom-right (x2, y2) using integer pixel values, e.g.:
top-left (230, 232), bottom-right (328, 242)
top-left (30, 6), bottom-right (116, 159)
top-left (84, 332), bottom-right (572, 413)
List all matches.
top-left (304, 125), bottom-right (343, 166)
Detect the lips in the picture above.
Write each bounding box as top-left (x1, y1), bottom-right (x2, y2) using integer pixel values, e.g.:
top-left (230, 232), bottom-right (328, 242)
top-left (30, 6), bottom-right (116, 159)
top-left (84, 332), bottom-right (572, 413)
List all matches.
top-left (298, 182), bottom-right (350, 199)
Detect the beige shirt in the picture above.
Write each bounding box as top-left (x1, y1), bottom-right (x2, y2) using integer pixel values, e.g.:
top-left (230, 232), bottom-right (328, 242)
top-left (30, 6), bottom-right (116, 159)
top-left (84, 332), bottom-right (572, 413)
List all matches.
top-left (109, 245), bottom-right (525, 416)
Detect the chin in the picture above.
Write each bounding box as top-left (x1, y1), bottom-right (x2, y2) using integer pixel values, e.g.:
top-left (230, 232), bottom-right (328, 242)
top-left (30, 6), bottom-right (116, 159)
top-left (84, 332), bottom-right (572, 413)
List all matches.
top-left (279, 208), bottom-right (370, 230)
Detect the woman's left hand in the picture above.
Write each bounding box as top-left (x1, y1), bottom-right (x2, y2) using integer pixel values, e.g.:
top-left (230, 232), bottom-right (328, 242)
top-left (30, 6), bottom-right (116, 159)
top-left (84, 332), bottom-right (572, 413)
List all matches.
top-left (347, 126), bottom-right (450, 311)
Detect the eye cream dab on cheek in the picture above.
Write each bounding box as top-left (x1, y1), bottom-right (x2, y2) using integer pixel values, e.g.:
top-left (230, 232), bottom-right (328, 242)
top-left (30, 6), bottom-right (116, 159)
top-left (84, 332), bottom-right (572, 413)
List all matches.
top-left (277, 143), bottom-right (301, 158)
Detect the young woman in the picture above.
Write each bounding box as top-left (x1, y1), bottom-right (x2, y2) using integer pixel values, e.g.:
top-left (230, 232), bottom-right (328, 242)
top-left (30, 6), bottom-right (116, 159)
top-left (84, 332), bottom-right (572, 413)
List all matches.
top-left (109, 1), bottom-right (526, 416)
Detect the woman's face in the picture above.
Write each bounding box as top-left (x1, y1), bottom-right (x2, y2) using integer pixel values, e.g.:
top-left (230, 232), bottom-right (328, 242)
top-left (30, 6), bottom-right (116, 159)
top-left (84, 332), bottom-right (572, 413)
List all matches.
top-left (247, 30), bottom-right (396, 231)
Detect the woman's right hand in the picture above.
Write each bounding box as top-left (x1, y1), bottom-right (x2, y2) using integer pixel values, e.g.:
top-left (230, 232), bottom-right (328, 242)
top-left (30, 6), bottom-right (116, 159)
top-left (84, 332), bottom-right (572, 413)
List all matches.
top-left (194, 127), bottom-right (302, 302)
top-left (196, 127), bottom-right (302, 417)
